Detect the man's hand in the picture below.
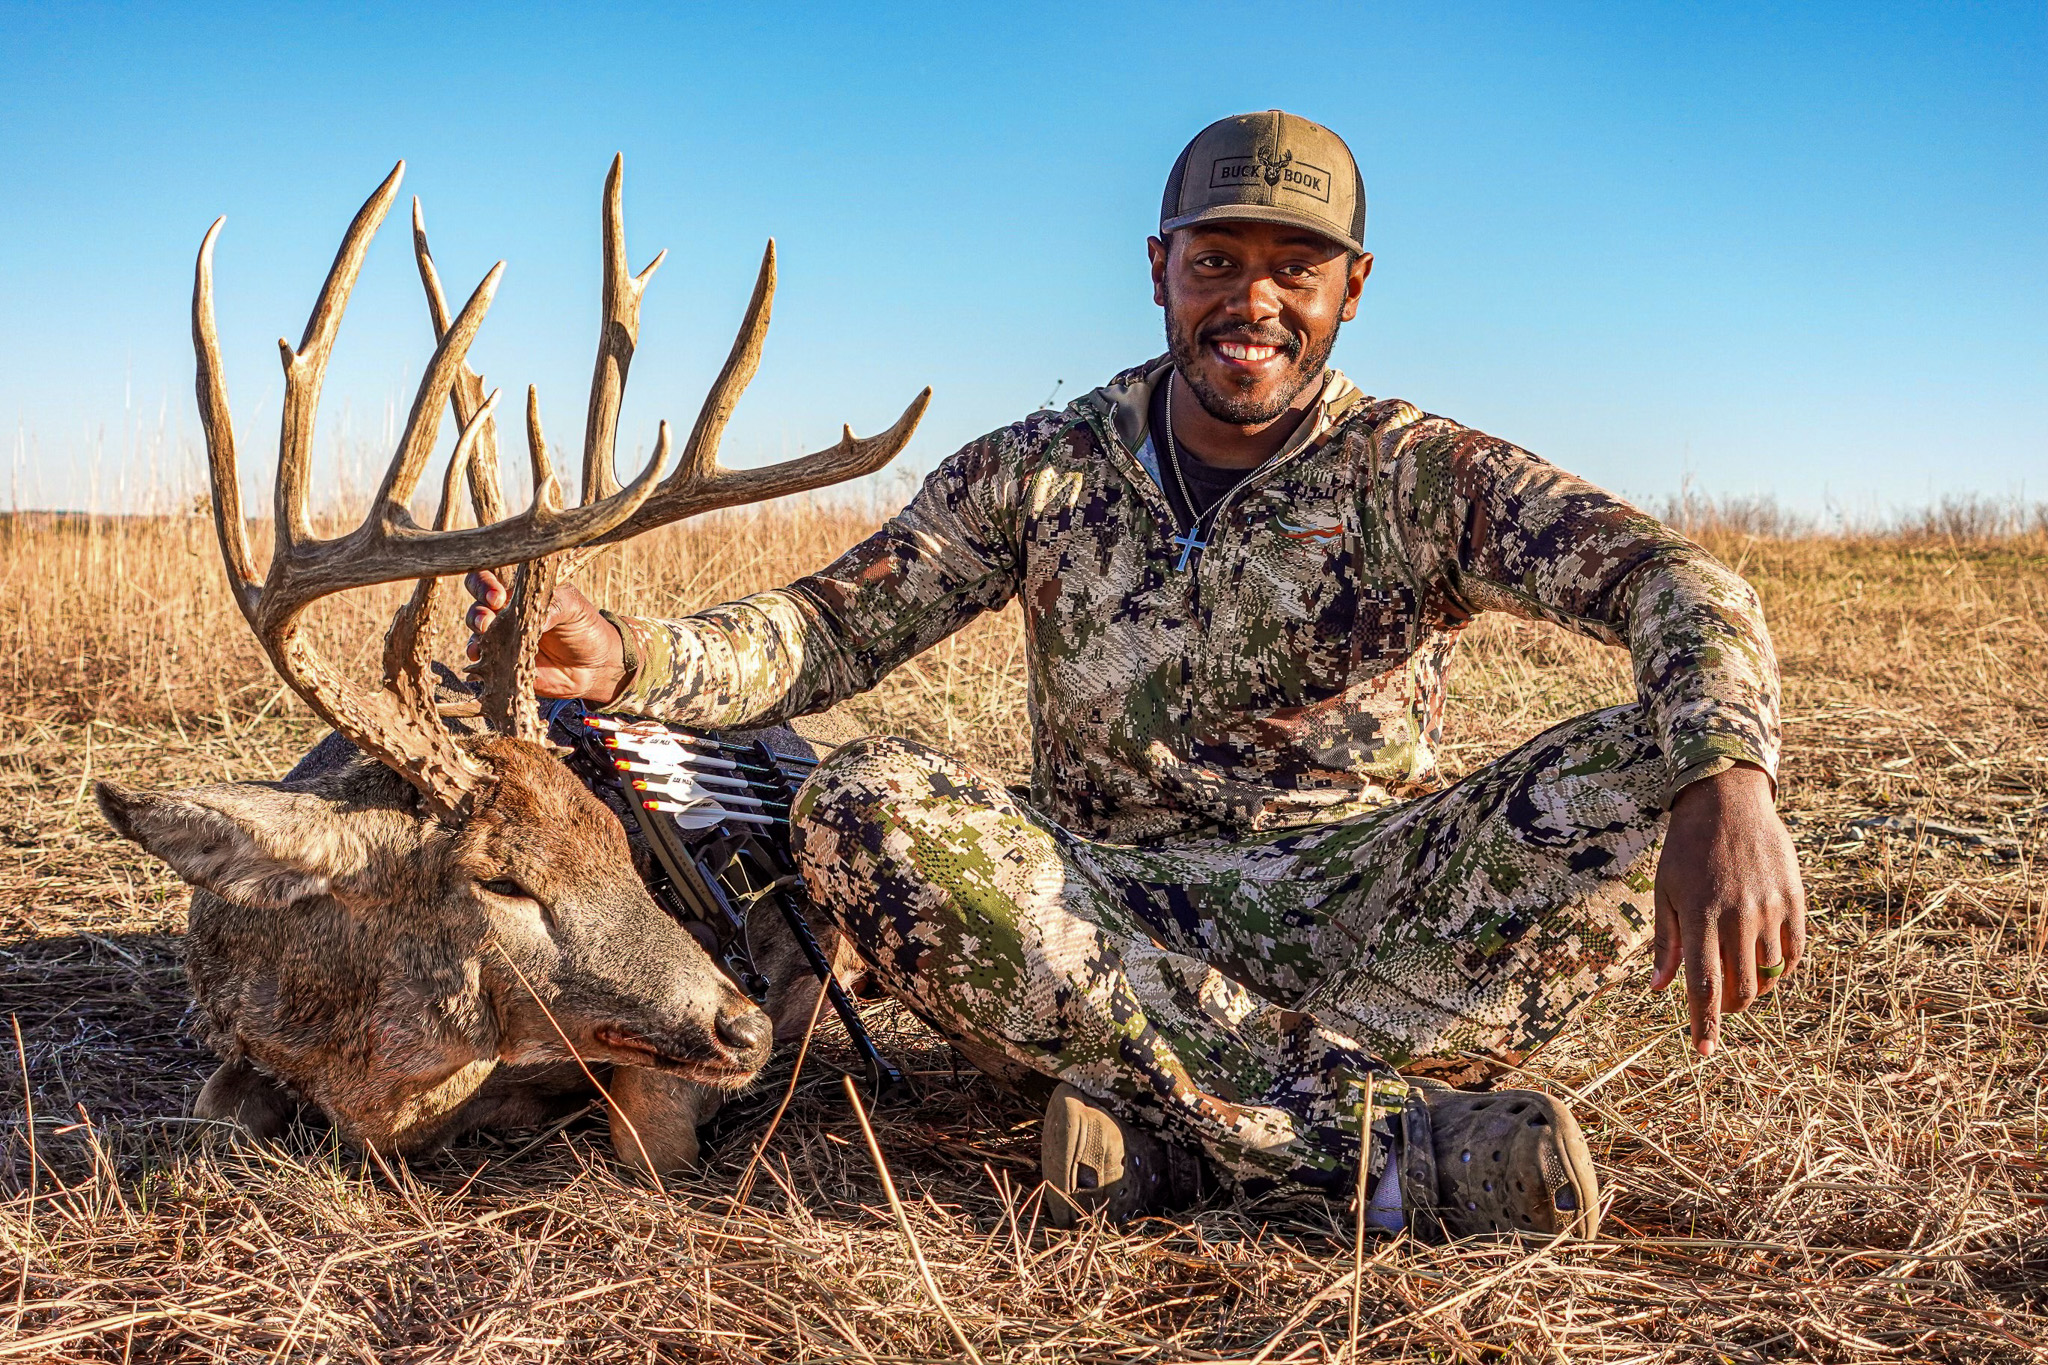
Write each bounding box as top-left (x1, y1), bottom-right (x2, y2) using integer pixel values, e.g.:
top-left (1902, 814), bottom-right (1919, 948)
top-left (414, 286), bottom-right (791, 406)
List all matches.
top-left (1651, 763), bottom-right (1806, 1056)
top-left (464, 570), bottom-right (631, 706)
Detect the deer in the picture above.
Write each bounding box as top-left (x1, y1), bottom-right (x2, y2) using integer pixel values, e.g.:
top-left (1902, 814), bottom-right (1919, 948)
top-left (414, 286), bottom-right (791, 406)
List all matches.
top-left (92, 157), bottom-right (929, 1175)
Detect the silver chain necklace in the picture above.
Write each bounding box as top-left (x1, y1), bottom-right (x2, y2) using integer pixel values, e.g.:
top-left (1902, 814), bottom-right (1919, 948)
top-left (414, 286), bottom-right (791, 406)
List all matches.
top-left (1162, 371), bottom-right (1227, 572)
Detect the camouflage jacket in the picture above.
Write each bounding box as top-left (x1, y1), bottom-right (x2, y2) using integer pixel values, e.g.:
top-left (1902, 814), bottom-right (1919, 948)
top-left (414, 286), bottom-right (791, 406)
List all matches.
top-left (608, 358), bottom-right (1780, 843)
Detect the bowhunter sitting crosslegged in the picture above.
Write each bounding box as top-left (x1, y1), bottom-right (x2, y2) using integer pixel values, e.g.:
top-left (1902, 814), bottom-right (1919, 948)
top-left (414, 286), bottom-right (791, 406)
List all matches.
top-left (469, 111), bottom-right (1807, 1239)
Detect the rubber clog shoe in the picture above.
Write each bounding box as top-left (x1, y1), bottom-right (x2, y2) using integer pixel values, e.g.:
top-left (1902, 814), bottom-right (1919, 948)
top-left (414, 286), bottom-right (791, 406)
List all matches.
top-left (1398, 1078), bottom-right (1601, 1240)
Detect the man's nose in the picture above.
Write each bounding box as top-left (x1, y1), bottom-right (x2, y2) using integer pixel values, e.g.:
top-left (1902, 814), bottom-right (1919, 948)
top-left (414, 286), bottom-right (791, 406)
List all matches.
top-left (1217, 271), bottom-right (1285, 323)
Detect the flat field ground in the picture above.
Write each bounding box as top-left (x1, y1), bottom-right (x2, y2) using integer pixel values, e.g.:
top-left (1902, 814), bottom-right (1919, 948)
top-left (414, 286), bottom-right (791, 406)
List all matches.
top-left (1, 505), bottom-right (2043, 1362)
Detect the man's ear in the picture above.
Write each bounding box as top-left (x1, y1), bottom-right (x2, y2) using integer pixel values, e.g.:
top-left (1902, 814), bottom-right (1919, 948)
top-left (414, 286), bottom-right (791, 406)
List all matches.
top-left (1149, 234), bottom-right (1170, 307)
top-left (1340, 251), bottom-right (1373, 322)
top-left (95, 780), bottom-right (374, 909)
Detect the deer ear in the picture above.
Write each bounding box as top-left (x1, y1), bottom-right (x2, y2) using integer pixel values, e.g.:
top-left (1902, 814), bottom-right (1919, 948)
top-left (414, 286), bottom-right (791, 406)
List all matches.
top-left (95, 780), bottom-right (373, 910)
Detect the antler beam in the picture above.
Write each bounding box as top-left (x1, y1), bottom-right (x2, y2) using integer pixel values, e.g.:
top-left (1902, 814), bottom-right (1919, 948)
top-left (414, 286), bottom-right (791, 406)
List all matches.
top-left (589, 239), bottom-right (931, 547)
top-left (196, 156), bottom-right (931, 819)
top-left (194, 163), bottom-right (667, 817)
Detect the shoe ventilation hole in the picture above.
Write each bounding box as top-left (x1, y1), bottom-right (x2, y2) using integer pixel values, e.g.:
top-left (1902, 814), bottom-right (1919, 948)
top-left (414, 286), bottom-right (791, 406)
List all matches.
top-left (1507, 1102), bottom-right (1528, 1115)
top-left (1471, 1100), bottom-right (1493, 1111)
top-left (1491, 1151), bottom-right (1503, 1162)
top-left (1516, 1180), bottom-right (1526, 1192)
top-left (1466, 1201), bottom-right (1477, 1210)
top-left (1483, 1180), bottom-right (1494, 1192)
top-left (1460, 1150), bottom-right (1472, 1163)
top-left (1527, 1114), bottom-right (1550, 1128)
top-left (1519, 1214), bottom-right (1533, 1225)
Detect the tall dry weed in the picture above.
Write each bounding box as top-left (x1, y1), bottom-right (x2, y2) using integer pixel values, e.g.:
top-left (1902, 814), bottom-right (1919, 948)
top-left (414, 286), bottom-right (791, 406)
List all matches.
top-left (1, 500), bottom-right (2043, 1361)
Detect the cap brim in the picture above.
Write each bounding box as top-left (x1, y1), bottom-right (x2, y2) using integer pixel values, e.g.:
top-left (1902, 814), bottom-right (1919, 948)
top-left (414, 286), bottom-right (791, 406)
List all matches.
top-left (1161, 203), bottom-right (1362, 255)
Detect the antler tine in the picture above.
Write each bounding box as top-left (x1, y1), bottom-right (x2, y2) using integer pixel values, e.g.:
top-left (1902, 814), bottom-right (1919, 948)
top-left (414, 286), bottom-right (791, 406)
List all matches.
top-left (368, 259), bottom-right (505, 531)
top-left (581, 153), bottom-right (667, 507)
top-left (192, 217), bottom-right (261, 626)
top-left (203, 166), bottom-right (485, 819)
top-left (474, 387), bottom-right (569, 740)
top-left (522, 385), bottom-right (565, 519)
top-left (588, 238), bottom-right (931, 545)
top-left (196, 163), bottom-right (691, 822)
top-left (277, 161), bottom-right (406, 549)
top-left (382, 389), bottom-right (502, 718)
top-left (411, 197), bottom-right (506, 527)
top-left (682, 238), bottom-right (776, 482)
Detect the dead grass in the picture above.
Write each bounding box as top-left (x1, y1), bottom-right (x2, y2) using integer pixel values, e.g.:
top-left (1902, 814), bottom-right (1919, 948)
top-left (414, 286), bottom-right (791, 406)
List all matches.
top-left (2, 505), bottom-right (2043, 1362)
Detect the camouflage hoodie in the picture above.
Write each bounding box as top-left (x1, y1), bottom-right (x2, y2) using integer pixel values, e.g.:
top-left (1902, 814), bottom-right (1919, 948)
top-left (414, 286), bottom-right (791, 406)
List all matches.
top-left (607, 358), bottom-right (1780, 844)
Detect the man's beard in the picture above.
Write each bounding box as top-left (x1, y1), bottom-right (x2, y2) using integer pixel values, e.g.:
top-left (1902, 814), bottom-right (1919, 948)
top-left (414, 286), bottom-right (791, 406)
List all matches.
top-left (1163, 285), bottom-right (1340, 425)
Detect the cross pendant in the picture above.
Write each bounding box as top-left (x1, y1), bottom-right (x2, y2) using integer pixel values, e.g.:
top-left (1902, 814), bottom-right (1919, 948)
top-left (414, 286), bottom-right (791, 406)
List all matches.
top-left (1172, 529), bottom-right (1208, 572)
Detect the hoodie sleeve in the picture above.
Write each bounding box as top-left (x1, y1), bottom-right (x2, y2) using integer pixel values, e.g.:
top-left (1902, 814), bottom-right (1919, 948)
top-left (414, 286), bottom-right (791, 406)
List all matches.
top-left (1366, 401), bottom-right (1781, 806)
top-left (600, 420), bottom-right (1028, 730)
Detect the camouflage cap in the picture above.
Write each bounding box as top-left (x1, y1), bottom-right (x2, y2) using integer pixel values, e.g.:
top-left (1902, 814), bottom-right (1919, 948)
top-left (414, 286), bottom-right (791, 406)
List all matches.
top-left (1160, 110), bottom-right (1366, 255)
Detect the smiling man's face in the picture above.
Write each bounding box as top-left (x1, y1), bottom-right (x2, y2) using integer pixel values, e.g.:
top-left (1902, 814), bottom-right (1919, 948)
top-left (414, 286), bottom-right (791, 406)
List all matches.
top-left (1149, 221), bottom-right (1372, 427)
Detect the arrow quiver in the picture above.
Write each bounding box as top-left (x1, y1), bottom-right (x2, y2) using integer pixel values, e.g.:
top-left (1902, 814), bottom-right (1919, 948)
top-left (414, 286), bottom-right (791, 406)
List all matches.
top-left (546, 699), bottom-right (906, 1102)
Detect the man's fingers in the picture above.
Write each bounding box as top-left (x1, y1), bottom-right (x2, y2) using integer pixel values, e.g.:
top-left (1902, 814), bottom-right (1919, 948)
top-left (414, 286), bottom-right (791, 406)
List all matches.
top-left (1782, 893), bottom-right (1807, 976)
top-left (1649, 888), bottom-right (1682, 992)
top-left (1684, 920), bottom-right (1720, 1056)
top-left (540, 588), bottom-right (574, 633)
top-left (464, 599), bottom-right (493, 663)
top-left (1759, 926), bottom-right (1782, 997)
top-left (1757, 903), bottom-right (1804, 999)
top-left (464, 569), bottom-right (508, 610)
top-left (1722, 914), bottom-right (1758, 1014)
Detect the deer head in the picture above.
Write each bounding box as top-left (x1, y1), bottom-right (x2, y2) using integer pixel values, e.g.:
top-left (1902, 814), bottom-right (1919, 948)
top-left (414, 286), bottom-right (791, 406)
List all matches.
top-left (94, 158), bottom-right (927, 1157)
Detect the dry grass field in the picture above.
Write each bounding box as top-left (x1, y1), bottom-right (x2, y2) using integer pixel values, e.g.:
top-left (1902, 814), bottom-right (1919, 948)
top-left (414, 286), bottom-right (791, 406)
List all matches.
top-left (1, 498), bottom-right (2043, 1362)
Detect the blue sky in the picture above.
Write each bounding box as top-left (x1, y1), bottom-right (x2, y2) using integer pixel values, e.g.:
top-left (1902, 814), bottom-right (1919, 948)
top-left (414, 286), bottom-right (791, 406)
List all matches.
top-left (1, 1), bottom-right (2042, 516)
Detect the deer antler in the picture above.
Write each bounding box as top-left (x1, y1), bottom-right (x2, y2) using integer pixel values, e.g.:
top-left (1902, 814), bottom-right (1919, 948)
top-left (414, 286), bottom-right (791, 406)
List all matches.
top-left (587, 235), bottom-right (932, 547)
top-left (409, 198), bottom-right (506, 528)
top-left (414, 155), bottom-right (930, 559)
top-left (194, 163), bottom-right (667, 818)
top-left (196, 157), bottom-right (932, 818)
top-left (409, 162), bottom-right (670, 739)
top-left (581, 154), bottom-right (665, 508)
top-left (409, 155), bottom-right (932, 731)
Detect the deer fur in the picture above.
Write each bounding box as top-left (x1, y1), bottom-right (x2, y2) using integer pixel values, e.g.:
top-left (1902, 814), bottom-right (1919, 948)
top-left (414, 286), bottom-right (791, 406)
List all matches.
top-left (117, 159), bottom-right (902, 1176)
top-left (98, 717), bottom-right (855, 1175)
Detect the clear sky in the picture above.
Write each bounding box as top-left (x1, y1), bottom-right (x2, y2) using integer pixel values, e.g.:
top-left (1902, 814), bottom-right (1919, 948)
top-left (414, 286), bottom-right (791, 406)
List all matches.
top-left (2, 1), bottom-right (2042, 517)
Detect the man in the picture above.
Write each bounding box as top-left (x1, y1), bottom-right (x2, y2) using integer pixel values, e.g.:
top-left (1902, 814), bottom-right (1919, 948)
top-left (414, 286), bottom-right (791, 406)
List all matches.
top-left (469, 111), bottom-right (1805, 1238)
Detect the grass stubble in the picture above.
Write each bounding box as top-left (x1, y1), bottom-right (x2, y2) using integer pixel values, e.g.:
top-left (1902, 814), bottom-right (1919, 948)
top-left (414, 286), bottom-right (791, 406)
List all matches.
top-left (0, 500), bottom-right (2042, 1362)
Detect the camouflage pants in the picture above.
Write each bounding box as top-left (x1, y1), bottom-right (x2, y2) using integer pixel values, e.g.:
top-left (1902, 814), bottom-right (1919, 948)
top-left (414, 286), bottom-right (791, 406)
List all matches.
top-left (790, 704), bottom-right (1665, 1192)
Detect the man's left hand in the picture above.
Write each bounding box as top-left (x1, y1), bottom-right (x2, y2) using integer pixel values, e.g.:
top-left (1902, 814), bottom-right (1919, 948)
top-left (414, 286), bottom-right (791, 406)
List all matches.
top-left (1650, 763), bottom-right (1806, 1056)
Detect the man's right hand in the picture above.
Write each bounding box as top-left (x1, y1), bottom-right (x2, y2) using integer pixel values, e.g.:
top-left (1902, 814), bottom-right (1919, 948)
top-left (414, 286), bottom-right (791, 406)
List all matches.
top-left (464, 570), bottom-right (631, 706)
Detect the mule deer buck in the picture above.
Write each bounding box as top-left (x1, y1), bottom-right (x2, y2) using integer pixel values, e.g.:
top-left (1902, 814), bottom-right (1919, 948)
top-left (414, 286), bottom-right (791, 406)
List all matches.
top-left (94, 158), bottom-right (927, 1173)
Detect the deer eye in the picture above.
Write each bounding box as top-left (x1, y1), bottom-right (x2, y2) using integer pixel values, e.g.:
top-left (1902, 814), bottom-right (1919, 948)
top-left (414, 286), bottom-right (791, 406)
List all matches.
top-left (480, 877), bottom-right (558, 931)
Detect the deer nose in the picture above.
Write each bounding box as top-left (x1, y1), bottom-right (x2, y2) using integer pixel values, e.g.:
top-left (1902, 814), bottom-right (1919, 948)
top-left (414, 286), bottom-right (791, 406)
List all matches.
top-left (715, 1002), bottom-right (770, 1060)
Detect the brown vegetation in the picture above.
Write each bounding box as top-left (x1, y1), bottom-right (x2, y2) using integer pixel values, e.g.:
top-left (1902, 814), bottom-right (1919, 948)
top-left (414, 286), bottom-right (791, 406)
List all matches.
top-left (2, 502), bottom-right (2044, 1361)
